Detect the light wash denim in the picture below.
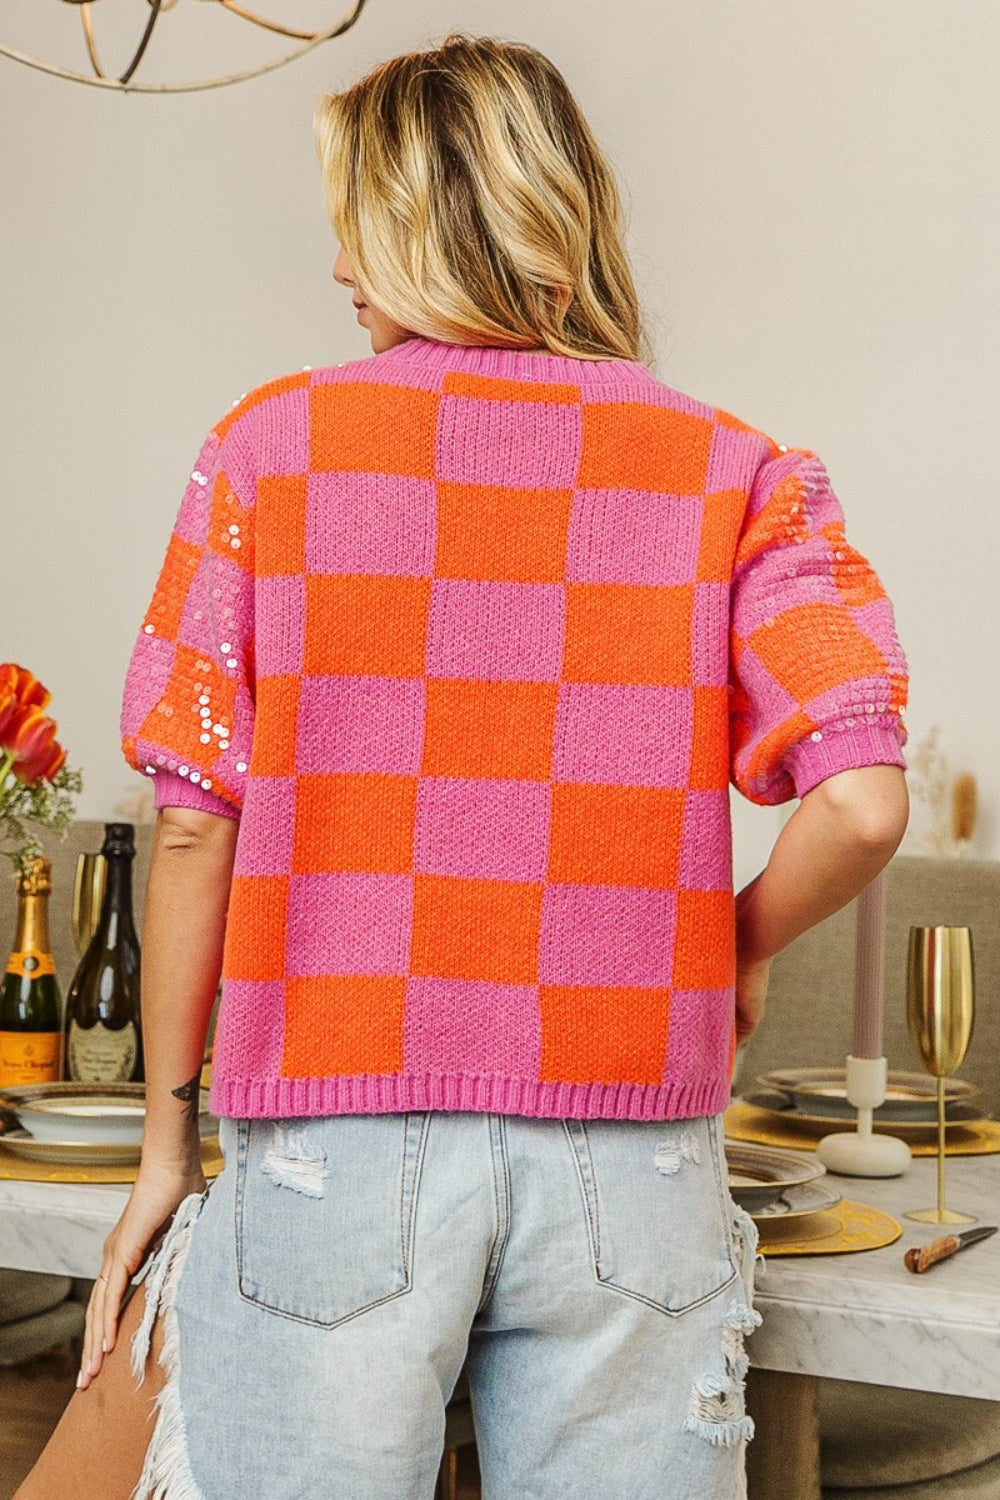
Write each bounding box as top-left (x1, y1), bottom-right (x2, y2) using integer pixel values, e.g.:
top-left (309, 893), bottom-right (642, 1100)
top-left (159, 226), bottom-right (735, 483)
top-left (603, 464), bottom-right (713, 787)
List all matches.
top-left (131, 1111), bottom-right (760, 1499)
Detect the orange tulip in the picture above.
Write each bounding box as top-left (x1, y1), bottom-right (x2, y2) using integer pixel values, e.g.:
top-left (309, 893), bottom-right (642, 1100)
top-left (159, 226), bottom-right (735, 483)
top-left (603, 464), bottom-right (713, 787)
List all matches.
top-left (6, 706), bottom-right (55, 756)
top-left (0, 665), bottom-right (50, 737)
top-left (20, 736), bottom-right (67, 784)
top-left (0, 678), bottom-right (20, 741)
top-left (0, 664), bottom-right (64, 787)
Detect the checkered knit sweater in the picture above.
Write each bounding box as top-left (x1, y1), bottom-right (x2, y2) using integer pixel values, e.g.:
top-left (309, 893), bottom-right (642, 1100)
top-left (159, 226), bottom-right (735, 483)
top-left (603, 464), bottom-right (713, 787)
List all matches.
top-left (122, 335), bottom-right (907, 1121)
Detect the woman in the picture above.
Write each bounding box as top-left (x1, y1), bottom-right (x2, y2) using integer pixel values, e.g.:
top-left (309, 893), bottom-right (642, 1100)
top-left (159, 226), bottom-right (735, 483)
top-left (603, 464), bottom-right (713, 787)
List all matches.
top-left (20, 33), bottom-right (908, 1500)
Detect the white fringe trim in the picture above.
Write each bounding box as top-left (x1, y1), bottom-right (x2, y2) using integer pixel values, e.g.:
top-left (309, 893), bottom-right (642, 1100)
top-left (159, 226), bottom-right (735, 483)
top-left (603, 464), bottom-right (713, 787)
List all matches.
top-left (129, 1191), bottom-right (208, 1500)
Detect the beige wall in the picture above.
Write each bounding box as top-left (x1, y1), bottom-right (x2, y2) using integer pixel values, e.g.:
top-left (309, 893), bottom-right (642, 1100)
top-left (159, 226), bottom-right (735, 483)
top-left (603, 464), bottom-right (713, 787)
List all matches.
top-left (1, 1), bottom-right (997, 890)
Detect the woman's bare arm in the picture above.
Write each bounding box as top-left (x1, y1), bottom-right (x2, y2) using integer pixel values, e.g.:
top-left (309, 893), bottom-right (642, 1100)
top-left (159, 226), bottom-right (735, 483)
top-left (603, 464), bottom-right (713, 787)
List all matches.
top-left (734, 764), bottom-right (909, 1042)
top-left (135, 805), bottom-right (238, 1169)
top-left (79, 804), bottom-right (238, 1389)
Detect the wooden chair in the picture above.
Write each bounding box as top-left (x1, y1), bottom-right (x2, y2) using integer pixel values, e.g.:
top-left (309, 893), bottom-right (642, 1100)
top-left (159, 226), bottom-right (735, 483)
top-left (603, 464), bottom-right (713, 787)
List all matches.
top-left (436, 1370), bottom-right (476, 1500)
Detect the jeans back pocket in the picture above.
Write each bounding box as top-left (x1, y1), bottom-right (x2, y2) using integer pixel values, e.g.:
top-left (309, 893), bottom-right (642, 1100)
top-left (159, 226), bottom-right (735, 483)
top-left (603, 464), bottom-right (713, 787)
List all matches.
top-left (235, 1113), bottom-right (429, 1328)
top-left (564, 1115), bottom-right (738, 1316)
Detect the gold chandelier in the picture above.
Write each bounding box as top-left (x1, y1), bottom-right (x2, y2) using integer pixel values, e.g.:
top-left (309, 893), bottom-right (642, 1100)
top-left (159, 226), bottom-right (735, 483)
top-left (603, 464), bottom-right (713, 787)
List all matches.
top-left (0, 0), bottom-right (369, 93)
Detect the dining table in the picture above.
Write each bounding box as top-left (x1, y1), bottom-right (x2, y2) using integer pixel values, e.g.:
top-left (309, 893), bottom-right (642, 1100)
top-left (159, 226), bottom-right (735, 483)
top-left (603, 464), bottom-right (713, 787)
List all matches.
top-left (1, 1147), bottom-right (998, 1500)
top-left (744, 1150), bottom-right (1000, 1498)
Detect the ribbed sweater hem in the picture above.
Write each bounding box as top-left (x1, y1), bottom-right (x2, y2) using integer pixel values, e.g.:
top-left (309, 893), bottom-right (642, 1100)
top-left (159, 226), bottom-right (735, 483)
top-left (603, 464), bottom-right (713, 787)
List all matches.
top-left (208, 1071), bottom-right (733, 1122)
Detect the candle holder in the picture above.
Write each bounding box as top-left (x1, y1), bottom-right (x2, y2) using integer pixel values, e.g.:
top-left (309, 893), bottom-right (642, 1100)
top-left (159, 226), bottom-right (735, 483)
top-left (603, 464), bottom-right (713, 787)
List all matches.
top-left (816, 1056), bottom-right (912, 1177)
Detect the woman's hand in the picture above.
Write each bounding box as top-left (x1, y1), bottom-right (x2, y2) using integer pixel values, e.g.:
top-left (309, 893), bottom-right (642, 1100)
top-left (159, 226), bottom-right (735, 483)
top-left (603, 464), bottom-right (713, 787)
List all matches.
top-left (75, 806), bottom-right (237, 1392)
top-left (78, 1156), bottom-right (206, 1391)
top-left (734, 874), bottom-right (771, 1046)
top-left (735, 955), bottom-right (771, 1047)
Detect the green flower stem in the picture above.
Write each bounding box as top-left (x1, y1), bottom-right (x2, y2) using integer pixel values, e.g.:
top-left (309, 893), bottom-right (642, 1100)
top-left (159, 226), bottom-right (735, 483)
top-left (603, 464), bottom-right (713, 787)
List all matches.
top-left (0, 756), bottom-right (82, 874)
top-left (0, 749), bottom-right (15, 804)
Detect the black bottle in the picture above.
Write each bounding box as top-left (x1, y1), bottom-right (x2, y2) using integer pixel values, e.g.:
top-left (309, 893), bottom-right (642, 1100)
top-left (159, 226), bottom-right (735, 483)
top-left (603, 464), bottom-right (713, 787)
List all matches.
top-left (64, 823), bottom-right (143, 1083)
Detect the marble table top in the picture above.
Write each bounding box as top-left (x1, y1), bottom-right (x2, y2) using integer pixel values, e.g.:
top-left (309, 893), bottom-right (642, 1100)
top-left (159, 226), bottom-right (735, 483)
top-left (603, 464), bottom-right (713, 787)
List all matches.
top-left (1, 1149), bottom-right (997, 1401)
top-left (749, 1150), bottom-right (1000, 1401)
top-left (0, 1177), bottom-right (129, 1281)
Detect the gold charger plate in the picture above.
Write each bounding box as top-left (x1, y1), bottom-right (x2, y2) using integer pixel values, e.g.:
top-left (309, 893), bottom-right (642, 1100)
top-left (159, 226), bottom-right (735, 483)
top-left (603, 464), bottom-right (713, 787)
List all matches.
top-left (757, 1210), bottom-right (844, 1247)
top-left (756, 1198), bottom-right (902, 1256)
top-left (0, 1136), bottom-right (224, 1185)
top-left (726, 1100), bottom-right (1000, 1157)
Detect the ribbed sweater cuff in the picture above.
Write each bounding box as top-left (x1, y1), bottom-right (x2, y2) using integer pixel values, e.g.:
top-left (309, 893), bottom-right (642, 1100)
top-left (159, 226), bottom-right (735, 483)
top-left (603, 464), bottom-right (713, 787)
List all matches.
top-left (785, 722), bottom-right (907, 799)
top-left (153, 771), bottom-right (240, 820)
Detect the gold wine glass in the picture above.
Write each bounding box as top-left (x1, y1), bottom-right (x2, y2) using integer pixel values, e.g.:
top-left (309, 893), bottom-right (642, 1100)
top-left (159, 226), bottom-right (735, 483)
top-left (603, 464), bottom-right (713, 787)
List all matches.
top-left (72, 852), bottom-right (107, 957)
top-left (905, 925), bottom-right (976, 1224)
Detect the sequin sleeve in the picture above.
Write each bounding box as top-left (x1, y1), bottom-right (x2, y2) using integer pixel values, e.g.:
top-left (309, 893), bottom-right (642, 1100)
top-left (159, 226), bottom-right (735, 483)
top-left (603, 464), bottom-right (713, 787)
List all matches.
top-left (728, 446), bottom-right (908, 805)
top-left (121, 417), bottom-right (257, 814)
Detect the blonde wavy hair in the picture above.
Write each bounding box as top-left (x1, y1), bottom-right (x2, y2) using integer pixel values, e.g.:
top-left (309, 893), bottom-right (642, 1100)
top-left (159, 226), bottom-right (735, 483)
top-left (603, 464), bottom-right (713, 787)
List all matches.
top-left (314, 34), bottom-right (648, 362)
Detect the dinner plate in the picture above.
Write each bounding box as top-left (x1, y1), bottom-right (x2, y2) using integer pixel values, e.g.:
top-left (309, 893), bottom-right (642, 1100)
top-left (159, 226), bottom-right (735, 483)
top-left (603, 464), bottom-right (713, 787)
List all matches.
top-left (753, 1209), bottom-right (845, 1245)
top-left (0, 1082), bottom-right (214, 1146)
top-left (725, 1140), bottom-right (826, 1213)
top-left (756, 1068), bottom-right (980, 1122)
top-left (0, 1129), bottom-right (147, 1167)
top-left (742, 1089), bottom-right (986, 1141)
top-left (0, 1128), bottom-right (220, 1169)
top-left (749, 1179), bottom-right (842, 1224)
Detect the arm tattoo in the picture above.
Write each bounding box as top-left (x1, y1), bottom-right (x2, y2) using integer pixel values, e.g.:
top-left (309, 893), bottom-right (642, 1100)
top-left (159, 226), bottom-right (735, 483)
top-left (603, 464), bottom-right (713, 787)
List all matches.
top-left (171, 1070), bottom-right (201, 1123)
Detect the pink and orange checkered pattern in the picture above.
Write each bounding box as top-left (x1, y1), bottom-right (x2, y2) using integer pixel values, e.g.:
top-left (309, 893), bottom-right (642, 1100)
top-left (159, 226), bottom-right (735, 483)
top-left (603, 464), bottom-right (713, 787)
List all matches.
top-left (121, 337), bottom-right (907, 1121)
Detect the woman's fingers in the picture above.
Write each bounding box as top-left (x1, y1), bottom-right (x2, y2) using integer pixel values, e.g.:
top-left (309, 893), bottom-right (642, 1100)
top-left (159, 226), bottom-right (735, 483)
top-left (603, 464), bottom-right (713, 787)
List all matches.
top-left (79, 1269), bottom-right (106, 1388)
top-left (79, 1237), bottom-right (135, 1388)
top-left (80, 1258), bottom-right (119, 1387)
top-left (101, 1255), bottom-right (133, 1359)
top-left (75, 1170), bottom-right (207, 1390)
top-left (734, 957), bottom-right (771, 1045)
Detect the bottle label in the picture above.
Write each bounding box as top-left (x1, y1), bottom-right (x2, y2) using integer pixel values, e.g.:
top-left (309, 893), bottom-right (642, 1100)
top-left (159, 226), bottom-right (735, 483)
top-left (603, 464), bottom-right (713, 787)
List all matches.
top-left (6, 948), bottom-right (56, 979)
top-left (67, 1021), bottom-right (139, 1084)
top-left (0, 1031), bottom-right (62, 1086)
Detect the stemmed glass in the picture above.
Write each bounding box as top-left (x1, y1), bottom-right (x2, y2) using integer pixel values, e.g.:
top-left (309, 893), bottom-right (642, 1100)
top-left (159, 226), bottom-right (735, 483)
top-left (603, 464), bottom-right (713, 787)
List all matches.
top-left (905, 925), bottom-right (976, 1225)
top-left (72, 852), bottom-right (106, 957)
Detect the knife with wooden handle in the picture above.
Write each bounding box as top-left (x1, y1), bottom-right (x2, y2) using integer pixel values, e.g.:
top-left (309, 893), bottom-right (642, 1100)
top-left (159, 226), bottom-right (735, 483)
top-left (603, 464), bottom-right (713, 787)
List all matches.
top-left (904, 1226), bottom-right (997, 1273)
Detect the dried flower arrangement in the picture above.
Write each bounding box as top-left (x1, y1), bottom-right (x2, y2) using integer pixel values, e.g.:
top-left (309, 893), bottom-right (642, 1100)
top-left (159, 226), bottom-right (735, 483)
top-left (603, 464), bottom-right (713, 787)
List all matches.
top-left (907, 725), bottom-right (978, 857)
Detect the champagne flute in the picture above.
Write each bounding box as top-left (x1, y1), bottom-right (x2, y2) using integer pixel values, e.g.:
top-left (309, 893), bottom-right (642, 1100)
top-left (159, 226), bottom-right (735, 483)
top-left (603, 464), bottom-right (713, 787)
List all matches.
top-left (72, 852), bottom-right (107, 957)
top-left (905, 925), bottom-right (976, 1224)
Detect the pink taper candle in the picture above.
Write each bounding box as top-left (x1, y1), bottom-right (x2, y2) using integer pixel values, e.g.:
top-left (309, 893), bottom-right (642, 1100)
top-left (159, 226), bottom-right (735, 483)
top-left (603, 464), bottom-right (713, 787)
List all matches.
top-left (853, 871), bottom-right (886, 1059)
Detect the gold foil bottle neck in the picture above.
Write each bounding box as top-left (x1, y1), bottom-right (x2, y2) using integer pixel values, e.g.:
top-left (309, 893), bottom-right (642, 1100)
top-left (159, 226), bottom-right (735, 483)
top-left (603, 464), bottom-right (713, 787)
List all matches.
top-left (14, 857), bottom-right (53, 898)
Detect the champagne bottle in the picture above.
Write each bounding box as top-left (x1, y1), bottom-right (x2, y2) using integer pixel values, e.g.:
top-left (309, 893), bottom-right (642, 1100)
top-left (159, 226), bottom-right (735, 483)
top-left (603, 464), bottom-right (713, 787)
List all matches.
top-left (65, 823), bottom-right (143, 1083)
top-left (0, 858), bottom-right (63, 1086)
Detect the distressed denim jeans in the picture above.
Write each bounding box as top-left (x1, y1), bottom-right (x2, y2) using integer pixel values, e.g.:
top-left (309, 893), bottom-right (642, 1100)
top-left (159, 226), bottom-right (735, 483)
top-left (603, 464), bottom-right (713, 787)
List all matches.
top-left (132, 1111), bottom-right (760, 1499)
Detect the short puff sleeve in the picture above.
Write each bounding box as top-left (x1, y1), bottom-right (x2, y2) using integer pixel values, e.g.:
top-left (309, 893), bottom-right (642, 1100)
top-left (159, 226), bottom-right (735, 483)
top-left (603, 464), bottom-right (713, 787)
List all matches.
top-left (729, 446), bottom-right (908, 805)
top-left (120, 415), bottom-right (257, 818)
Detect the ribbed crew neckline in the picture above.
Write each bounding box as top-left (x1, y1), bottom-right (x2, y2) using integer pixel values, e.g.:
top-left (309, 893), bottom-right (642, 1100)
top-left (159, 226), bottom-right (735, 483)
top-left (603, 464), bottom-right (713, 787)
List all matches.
top-left (379, 333), bottom-right (655, 386)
